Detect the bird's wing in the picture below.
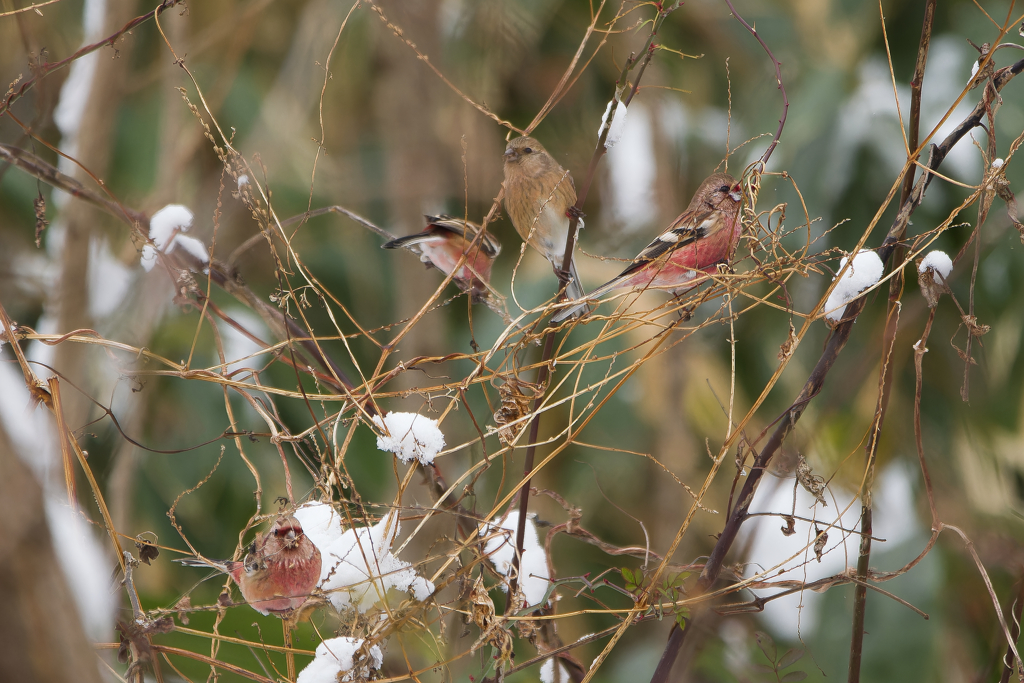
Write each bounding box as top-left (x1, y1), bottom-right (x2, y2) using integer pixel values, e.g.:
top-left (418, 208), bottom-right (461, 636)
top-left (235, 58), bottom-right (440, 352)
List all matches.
top-left (554, 171), bottom-right (577, 210)
top-left (424, 214), bottom-right (502, 258)
top-left (424, 214), bottom-right (472, 236)
top-left (381, 232), bottom-right (434, 251)
top-left (615, 209), bottom-right (719, 278)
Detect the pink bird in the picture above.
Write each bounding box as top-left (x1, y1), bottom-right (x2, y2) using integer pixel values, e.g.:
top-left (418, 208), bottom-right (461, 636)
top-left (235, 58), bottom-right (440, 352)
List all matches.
top-left (552, 173), bottom-right (744, 322)
top-left (177, 515), bottom-right (321, 616)
top-left (382, 214), bottom-right (501, 302)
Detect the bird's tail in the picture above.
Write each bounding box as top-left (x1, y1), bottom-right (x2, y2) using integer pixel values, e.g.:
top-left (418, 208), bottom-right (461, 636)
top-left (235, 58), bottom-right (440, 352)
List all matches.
top-left (551, 258), bottom-right (592, 322)
top-left (175, 556), bottom-right (234, 573)
top-left (551, 300), bottom-right (587, 323)
top-left (565, 257), bottom-right (586, 301)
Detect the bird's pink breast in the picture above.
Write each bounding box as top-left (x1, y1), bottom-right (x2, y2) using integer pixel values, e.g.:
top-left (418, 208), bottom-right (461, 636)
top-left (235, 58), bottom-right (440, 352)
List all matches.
top-left (238, 547), bottom-right (322, 615)
top-left (618, 220), bottom-right (738, 291)
top-left (420, 240), bottom-right (493, 284)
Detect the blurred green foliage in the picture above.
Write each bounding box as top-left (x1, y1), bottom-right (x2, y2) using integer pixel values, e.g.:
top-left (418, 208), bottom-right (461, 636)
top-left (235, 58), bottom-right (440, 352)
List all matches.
top-left (2, 0), bottom-right (1024, 681)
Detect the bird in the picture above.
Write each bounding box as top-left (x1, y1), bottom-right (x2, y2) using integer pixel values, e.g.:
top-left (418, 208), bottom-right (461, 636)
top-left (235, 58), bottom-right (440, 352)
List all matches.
top-left (382, 214), bottom-right (501, 302)
top-left (502, 136), bottom-right (587, 305)
top-left (176, 515), bottom-right (321, 616)
top-left (552, 173), bottom-right (744, 322)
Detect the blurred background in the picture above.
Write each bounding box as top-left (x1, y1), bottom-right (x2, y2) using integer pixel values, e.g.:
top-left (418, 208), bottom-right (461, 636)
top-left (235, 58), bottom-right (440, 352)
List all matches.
top-left (1, 0), bottom-right (1023, 681)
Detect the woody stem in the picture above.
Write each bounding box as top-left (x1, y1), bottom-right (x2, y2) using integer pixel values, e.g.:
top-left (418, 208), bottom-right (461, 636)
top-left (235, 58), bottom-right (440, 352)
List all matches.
top-left (283, 617), bottom-right (295, 682)
top-left (649, 50), bottom-right (1024, 683)
top-left (504, 2), bottom-right (681, 610)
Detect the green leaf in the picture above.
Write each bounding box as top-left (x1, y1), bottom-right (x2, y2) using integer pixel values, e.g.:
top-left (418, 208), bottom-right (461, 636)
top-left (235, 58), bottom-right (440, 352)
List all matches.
top-left (781, 671), bottom-right (808, 682)
top-left (663, 571), bottom-right (687, 589)
top-left (778, 647), bottom-right (805, 670)
top-left (754, 631), bottom-right (777, 663)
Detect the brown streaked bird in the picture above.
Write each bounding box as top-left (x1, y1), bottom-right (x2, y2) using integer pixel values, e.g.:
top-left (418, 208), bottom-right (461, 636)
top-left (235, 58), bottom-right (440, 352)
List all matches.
top-left (176, 515), bottom-right (321, 616)
top-left (502, 136), bottom-right (587, 304)
top-left (552, 173), bottom-right (744, 322)
top-left (382, 214), bottom-right (501, 302)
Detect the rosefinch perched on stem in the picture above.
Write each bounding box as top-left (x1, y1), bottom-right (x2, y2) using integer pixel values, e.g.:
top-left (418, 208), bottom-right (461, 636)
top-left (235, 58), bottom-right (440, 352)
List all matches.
top-left (176, 515), bottom-right (321, 616)
top-left (552, 173), bottom-right (744, 322)
top-left (502, 136), bottom-right (587, 303)
top-left (382, 214), bottom-right (501, 302)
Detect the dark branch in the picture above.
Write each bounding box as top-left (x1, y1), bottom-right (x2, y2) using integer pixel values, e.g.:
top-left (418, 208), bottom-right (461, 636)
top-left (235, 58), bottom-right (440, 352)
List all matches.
top-left (649, 47), bottom-right (1024, 683)
top-left (505, 1), bottom-right (683, 606)
top-left (1, 0), bottom-right (185, 118)
top-left (850, 4), bottom-right (935, 680)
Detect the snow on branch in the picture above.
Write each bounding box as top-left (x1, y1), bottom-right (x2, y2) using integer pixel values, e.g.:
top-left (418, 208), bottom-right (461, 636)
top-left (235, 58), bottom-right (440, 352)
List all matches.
top-left (482, 511), bottom-right (551, 608)
top-left (296, 636), bottom-right (383, 683)
top-left (294, 502), bottom-right (435, 613)
top-left (372, 411), bottom-right (446, 465)
top-left (823, 250), bottom-right (884, 324)
top-left (140, 204), bottom-right (209, 272)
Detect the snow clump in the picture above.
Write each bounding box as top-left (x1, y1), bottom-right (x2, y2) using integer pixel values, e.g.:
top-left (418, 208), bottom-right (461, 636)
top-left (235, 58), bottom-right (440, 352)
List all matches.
top-left (823, 250), bottom-right (884, 324)
top-left (296, 637), bottom-right (382, 683)
top-left (482, 511), bottom-right (551, 608)
top-left (293, 503), bottom-right (436, 613)
top-left (918, 250), bottom-right (953, 284)
top-left (541, 658), bottom-right (571, 683)
top-left (372, 411), bottom-right (445, 465)
top-left (141, 204), bottom-right (209, 271)
top-left (598, 97), bottom-right (628, 148)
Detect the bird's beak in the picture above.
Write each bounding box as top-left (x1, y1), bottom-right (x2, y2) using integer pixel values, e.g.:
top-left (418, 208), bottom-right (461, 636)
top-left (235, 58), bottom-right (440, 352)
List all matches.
top-left (503, 148), bottom-right (515, 159)
top-left (729, 184), bottom-right (743, 202)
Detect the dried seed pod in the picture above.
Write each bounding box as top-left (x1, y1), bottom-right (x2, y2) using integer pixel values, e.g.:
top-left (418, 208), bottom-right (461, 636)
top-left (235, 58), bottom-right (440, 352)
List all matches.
top-left (492, 376), bottom-right (545, 446)
top-left (470, 576), bottom-right (494, 632)
top-left (469, 576), bottom-right (514, 663)
top-left (917, 265), bottom-right (945, 308)
top-left (780, 515), bottom-right (796, 537)
top-left (34, 193), bottom-right (48, 248)
top-left (778, 321), bottom-right (798, 361)
top-left (796, 454), bottom-right (827, 507)
top-left (813, 526), bottom-right (828, 563)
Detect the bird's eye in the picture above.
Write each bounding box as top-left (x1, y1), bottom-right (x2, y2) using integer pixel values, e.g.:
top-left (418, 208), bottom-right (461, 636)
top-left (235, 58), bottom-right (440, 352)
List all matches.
top-left (719, 185), bottom-right (729, 193)
top-left (523, 147), bottom-right (533, 154)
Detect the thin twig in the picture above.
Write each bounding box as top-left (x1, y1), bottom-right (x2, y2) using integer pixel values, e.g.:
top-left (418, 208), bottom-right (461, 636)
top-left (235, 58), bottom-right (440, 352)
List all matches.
top-left (0, 0), bottom-right (185, 117)
top-left (648, 50), bottom-right (1024, 683)
top-left (945, 524), bottom-right (1024, 669)
top-left (722, 0), bottom-right (788, 170)
top-left (998, 572), bottom-right (1024, 683)
top-left (505, 1), bottom-right (683, 608)
top-left (913, 311), bottom-right (939, 526)
top-left (0, 0), bottom-right (63, 18)
top-left (849, 5), bottom-right (934, 680)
